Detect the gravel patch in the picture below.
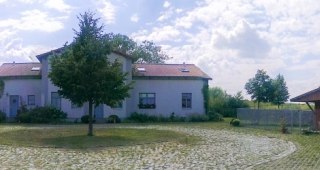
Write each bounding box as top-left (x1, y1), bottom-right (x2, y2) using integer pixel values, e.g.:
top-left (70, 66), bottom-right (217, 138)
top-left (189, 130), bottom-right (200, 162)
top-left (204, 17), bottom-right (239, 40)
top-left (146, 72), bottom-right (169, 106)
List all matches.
top-left (0, 125), bottom-right (295, 169)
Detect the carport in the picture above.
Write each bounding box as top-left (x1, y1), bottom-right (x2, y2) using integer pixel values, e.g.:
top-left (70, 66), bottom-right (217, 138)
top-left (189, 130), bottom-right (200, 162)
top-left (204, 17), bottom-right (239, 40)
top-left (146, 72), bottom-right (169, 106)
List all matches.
top-left (291, 87), bottom-right (320, 130)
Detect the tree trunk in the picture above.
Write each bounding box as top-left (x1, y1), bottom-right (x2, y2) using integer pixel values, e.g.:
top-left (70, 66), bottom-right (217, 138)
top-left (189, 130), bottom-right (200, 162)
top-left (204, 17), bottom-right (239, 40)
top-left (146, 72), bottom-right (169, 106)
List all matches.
top-left (88, 100), bottom-right (94, 136)
top-left (257, 101), bottom-right (260, 109)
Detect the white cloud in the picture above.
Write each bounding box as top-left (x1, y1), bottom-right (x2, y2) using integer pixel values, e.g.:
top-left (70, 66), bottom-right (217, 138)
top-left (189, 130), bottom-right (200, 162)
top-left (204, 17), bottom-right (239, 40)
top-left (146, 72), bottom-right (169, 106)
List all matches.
top-left (0, 30), bottom-right (51, 64)
top-left (0, 10), bottom-right (65, 32)
top-left (163, 1), bottom-right (170, 8)
top-left (0, 0), bottom-right (7, 3)
top-left (175, 8), bottom-right (183, 13)
top-left (132, 26), bottom-right (180, 42)
top-left (44, 0), bottom-right (72, 13)
top-left (130, 13), bottom-right (139, 22)
top-left (215, 21), bottom-right (270, 58)
top-left (132, 0), bottom-right (320, 98)
top-left (17, 0), bottom-right (37, 3)
top-left (96, 0), bottom-right (116, 24)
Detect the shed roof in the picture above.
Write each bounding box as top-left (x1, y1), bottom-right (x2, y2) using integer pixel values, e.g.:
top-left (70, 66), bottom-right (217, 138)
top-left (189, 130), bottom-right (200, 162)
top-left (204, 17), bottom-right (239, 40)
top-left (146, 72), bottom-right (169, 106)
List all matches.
top-left (133, 63), bottom-right (212, 80)
top-left (0, 63), bottom-right (41, 78)
top-left (291, 87), bottom-right (320, 102)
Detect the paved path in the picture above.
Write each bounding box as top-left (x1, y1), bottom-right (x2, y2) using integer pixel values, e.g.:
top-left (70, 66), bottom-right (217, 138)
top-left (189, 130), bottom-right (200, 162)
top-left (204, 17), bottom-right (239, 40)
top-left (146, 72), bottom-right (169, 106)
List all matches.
top-left (0, 125), bottom-right (295, 169)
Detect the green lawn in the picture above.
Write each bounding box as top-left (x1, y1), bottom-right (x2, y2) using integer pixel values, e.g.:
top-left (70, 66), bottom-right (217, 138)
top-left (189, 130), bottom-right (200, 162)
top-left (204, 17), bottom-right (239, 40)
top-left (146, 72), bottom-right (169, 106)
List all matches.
top-left (0, 124), bottom-right (197, 149)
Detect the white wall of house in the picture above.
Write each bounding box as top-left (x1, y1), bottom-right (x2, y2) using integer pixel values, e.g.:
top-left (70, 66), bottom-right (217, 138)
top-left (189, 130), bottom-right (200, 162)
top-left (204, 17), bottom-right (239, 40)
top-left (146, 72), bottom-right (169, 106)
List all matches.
top-left (0, 79), bottom-right (41, 116)
top-left (41, 52), bottom-right (132, 119)
top-left (130, 79), bottom-right (206, 117)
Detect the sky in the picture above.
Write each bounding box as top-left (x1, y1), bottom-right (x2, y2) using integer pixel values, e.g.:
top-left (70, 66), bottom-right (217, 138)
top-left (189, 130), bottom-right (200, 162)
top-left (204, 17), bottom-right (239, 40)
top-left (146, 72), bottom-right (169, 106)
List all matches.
top-left (0, 0), bottom-right (320, 99)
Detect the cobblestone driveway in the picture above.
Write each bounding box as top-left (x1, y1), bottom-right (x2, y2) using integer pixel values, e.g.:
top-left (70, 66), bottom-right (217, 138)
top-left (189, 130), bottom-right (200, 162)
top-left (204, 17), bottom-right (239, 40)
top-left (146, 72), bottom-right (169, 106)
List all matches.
top-left (0, 125), bottom-right (295, 169)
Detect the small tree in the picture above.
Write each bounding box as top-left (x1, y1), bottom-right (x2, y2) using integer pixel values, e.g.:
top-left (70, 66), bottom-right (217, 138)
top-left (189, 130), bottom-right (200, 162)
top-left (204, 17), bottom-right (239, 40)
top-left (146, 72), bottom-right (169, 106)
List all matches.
top-left (49, 12), bottom-right (132, 136)
top-left (245, 69), bottom-right (272, 109)
top-left (271, 74), bottom-right (289, 108)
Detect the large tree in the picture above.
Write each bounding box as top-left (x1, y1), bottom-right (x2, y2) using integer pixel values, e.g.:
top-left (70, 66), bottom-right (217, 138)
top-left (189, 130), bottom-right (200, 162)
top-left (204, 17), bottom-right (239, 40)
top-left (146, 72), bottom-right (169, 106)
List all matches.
top-left (49, 12), bottom-right (132, 136)
top-left (245, 69), bottom-right (272, 109)
top-left (271, 74), bottom-right (290, 108)
top-left (106, 33), bottom-right (170, 63)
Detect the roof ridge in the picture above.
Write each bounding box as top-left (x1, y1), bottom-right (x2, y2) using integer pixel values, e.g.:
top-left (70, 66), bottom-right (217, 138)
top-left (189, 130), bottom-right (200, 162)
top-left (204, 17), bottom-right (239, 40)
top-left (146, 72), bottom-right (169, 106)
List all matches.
top-left (134, 63), bottom-right (195, 65)
top-left (2, 62), bottom-right (41, 64)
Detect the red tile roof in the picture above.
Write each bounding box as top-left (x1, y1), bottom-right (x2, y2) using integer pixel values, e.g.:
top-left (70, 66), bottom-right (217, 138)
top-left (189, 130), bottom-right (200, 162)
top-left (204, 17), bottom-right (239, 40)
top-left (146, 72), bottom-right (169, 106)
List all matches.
top-left (133, 63), bottom-right (212, 80)
top-left (291, 87), bottom-right (320, 102)
top-left (0, 63), bottom-right (41, 78)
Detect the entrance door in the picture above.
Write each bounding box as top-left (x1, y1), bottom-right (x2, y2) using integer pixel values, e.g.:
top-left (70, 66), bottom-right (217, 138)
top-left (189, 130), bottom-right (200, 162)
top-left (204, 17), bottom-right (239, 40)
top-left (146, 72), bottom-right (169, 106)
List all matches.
top-left (94, 104), bottom-right (104, 119)
top-left (9, 95), bottom-right (19, 117)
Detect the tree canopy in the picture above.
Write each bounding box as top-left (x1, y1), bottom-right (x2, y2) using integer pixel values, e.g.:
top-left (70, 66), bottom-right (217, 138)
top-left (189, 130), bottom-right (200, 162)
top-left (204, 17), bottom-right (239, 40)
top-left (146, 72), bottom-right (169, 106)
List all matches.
top-left (106, 33), bottom-right (170, 63)
top-left (271, 74), bottom-right (290, 108)
top-left (208, 87), bottom-right (248, 117)
top-left (245, 70), bottom-right (289, 109)
top-left (245, 69), bottom-right (272, 109)
top-left (49, 12), bottom-right (132, 136)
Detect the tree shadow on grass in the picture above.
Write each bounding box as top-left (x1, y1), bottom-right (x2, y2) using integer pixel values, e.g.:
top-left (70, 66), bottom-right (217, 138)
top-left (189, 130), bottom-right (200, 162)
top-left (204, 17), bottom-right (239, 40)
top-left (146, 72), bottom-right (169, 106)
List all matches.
top-left (0, 128), bottom-right (192, 150)
top-left (41, 135), bottom-right (141, 149)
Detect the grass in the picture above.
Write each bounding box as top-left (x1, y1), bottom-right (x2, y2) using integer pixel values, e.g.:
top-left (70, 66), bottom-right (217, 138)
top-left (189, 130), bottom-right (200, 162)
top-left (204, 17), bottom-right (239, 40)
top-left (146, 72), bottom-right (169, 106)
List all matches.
top-left (0, 124), bottom-right (197, 149)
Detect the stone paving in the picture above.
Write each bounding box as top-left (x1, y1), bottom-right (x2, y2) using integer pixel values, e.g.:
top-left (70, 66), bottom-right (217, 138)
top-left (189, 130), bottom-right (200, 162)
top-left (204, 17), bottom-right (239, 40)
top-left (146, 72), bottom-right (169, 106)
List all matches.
top-left (0, 125), bottom-right (296, 169)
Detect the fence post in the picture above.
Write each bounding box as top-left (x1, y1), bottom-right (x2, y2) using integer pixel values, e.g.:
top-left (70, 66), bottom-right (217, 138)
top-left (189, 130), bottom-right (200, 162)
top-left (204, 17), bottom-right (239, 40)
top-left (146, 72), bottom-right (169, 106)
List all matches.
top-left (299, 111), bottom-right (301, 133)
top-left (291, 110), bottom-right (293, 133)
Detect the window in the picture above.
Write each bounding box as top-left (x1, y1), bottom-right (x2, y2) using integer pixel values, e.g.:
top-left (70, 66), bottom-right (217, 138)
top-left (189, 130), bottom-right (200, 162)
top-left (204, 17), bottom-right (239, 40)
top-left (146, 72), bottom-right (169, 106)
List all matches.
top-left (139, 93), bottom-right (156, 109)
top-left (28, 95), bottom-right (35, 105)
top-left (51, 92), bottom-right (61, 109)
top-left (182, 93), bottom-right (192, 109)
top-left (112, 101), bottom-right (123, 109)
top-left (71, 102), bottom-right (78, 109)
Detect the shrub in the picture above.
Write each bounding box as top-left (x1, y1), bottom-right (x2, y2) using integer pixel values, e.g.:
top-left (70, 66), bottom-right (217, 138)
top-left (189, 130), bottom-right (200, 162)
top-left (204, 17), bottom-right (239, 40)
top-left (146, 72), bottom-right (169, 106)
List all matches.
top-left (125, 112), bottom-right (154, 123)
top-left (16, 106), bottom-right (67, 123)
top-left (230, 118), bottom-right (240, 126)
top-left (187, 114), bottom-right (209, 122)
top-left (207, 111), bottom-right (223, 121)
top-left (81, 115), bottom-right (96, 124)
top-left (0, 110), bottom-right (6, 123)
top-left (280, 117), bottom-right (288, 134)
top-left (301, 128), bottom-right (320, 135)
top-left (106, 115), bottom-right (121, 123)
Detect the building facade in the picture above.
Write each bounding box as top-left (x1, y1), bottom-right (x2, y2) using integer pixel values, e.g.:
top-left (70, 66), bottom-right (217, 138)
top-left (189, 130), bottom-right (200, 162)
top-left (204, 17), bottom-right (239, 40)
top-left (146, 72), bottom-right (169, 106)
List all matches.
top-left (0, 49), bottom-right (211, 120)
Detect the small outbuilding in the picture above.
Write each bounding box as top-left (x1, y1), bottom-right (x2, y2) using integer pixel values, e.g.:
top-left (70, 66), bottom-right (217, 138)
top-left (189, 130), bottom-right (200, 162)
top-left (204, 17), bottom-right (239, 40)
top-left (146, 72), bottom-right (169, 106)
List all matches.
top-left (291, 87), bottom-right (320, 129)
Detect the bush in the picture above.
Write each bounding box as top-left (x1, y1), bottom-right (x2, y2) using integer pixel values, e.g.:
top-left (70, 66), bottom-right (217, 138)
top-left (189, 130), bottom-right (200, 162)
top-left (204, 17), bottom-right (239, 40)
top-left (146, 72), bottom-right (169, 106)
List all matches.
top-left (81, 115), bottom-right (96, 124)
top-left (301, 128), bottom-right (320, 135)
top-left (207, 111), bottom-right (223, 121)
top-left (106, 115), bottom-right (121, 123)
top-left (125, 112), bottom-right (158, 123)
top-left (230, 118), bottom-right (240, 126)
top-left (0, 110), bottom-right (6, 123)
top-left (187, 114), bottom-right (209, 122)
top-left (16, 106), bottom-right (67, 123)
top-left (125, 112), bottom-right (187, 123)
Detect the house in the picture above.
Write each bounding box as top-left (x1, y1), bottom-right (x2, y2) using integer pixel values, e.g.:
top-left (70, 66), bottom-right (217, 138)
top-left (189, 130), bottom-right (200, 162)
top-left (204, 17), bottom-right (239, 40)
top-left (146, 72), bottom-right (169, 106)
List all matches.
top-left (0, 48), bottom-right (212, 120)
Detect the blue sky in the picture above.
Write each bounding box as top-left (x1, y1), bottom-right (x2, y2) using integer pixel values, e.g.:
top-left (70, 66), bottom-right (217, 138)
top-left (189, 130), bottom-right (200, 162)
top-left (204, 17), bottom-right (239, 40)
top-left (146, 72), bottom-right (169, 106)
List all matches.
top-left (0, 0), bottom-right (320, 99)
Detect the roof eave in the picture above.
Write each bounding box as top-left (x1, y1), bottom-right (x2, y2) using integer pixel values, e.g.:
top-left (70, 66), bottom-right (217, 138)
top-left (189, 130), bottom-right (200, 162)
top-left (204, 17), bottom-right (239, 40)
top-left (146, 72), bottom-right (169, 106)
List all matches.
top-left (133, 75), bottom-right (212, 80)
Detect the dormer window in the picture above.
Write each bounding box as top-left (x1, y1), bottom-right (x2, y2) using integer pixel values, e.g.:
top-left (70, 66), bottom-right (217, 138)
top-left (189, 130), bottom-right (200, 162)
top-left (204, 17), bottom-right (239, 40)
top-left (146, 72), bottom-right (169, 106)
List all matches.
top-left (179, 68), bottom-right (189, 72)
top-left (137, 67), bottom-right (146, 72)
top-left (31, 67), bottom-right (40, 71)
